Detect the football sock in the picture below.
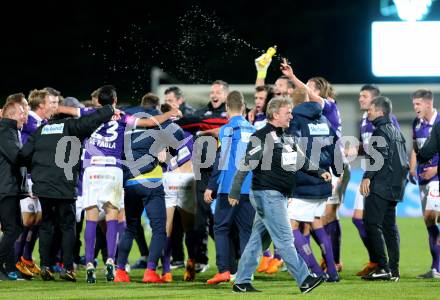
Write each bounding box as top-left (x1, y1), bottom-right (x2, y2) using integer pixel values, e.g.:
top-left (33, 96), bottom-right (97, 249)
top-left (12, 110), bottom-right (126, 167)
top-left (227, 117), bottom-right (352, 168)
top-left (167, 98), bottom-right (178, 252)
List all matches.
top-left (23, 226), bottom-right (39, 261)
top-left (315, 227), bottom-right (337, 277)
top-left (85, 220), bottom-right (97, 265)
top-left (352, 218), bottom-right (374, 262)
top-left (15, 227), bottom-right (29, 259)
top-left (106, 220), bottom-right (118, 262)
top-left (292, 229), bottom-right (323, 275)
top-left (428, 225), bottom-right (440, 272)
top-left (273, 248), bottom-right (282, 260)
top-left (324, 220), bottom-right (342, 264)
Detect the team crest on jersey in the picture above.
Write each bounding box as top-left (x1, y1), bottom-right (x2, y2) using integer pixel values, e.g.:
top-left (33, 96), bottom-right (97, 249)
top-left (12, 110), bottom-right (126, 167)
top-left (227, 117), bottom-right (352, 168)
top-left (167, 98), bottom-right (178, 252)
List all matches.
top-left (308, 123), bottom-right (329, 135)
top-left (41, 123), bottom-right (64, 135)
top-left (204, 111), bottom-right (212, 116)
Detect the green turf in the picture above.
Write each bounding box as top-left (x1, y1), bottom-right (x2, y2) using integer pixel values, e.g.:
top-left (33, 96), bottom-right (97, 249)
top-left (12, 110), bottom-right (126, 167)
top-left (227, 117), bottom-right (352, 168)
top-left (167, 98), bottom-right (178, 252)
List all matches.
top-left (0, 218), bottom-right (438, 299)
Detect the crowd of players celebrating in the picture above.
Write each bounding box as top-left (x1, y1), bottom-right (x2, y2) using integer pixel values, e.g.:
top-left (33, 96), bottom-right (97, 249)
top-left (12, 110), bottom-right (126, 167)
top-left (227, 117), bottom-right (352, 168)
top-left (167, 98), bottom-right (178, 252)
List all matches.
top-left (0, 53), bottom-right (439, 295)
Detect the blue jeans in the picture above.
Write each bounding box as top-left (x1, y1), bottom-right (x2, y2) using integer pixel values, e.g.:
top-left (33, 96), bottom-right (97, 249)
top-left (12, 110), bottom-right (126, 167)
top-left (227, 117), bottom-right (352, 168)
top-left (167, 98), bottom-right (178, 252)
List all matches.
top-left (235, 190), bottom-right (310, 286)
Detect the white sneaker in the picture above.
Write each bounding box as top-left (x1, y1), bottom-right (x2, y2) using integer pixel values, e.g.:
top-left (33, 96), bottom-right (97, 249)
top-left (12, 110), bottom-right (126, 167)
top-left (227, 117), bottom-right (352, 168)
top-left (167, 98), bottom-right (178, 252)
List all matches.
top-left (195, 263), bottom-right (209, 273)
top-left (125, 263), bottom-right (131, 273)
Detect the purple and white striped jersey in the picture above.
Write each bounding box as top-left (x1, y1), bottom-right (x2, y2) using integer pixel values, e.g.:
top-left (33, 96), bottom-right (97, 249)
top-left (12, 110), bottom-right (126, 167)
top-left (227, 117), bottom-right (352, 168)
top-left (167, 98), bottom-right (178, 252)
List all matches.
top-left (413, 110), bottom-right (440, 185)
top-left (79, 108), bottom-right (136, 169)
top-left (21, 111), bottom-right (47, 144)
top-left (166, 131), bottom-right (194, 171)
top-left (253, 112), bottom-right (267, 130)
top-left (322, 99), bottom-right (342, 138)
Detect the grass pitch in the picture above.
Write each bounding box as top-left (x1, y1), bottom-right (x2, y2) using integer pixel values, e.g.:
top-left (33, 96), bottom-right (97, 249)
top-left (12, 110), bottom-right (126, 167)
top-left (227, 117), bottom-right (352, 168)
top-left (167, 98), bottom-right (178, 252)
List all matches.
top-left (0, 218), bottom-right (438, 299)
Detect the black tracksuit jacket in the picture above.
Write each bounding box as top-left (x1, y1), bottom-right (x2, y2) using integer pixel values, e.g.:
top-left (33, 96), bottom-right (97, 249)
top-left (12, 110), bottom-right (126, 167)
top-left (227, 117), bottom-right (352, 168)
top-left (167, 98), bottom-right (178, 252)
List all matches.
top-left (0, 118), bottom-right (27, 199)
top-left (20, 105), bottom-right (114, 200)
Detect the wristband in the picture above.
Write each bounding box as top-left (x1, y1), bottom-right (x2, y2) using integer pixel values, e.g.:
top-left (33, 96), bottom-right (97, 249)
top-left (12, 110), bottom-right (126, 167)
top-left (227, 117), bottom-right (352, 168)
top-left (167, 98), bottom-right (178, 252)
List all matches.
top-left (257, 70), bottom-right (267, 79)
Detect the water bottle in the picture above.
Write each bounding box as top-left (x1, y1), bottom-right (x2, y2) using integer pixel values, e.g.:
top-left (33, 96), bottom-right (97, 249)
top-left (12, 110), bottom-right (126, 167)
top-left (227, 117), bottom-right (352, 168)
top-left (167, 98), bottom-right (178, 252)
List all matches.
top-left (257, 46), bottom-right (277, 67)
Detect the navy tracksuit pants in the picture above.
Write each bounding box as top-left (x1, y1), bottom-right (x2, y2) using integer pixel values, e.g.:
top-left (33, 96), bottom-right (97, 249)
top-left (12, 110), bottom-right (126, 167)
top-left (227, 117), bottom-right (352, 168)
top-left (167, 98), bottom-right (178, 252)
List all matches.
top-left (117, 184), bottom-right (166, 268)
top-left (214, 194), bottom-right (255, 273)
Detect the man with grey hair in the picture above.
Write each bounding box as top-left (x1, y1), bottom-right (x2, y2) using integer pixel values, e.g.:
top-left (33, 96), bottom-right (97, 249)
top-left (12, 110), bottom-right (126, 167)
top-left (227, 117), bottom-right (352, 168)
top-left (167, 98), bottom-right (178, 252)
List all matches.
top-left (360, 96), bottom-right (407, 281)
top-left (229, 97), bottom-right (331, 294)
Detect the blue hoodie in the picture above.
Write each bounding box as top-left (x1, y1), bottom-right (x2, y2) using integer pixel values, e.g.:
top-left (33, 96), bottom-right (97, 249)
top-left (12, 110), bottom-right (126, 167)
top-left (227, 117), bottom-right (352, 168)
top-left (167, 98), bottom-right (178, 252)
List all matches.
top-left (208, 115), bottom-right (255, 195)
top-left (287, 102), bottom-right (341, 199)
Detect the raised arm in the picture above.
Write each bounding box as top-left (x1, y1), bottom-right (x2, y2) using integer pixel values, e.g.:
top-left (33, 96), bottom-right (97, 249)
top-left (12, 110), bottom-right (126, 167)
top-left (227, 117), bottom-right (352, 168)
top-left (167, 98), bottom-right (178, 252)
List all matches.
top-left (255, 53), bottom-right (272, 87)
top-left (57, 105), bottom-right (80, 117)
top-left (280, 58), bottom-right (324, 106)
top-left (136, 108), bottom-right (182, 128)
top-left (196, 127), bottom-right (219, 138)
top-left (69, 105), bottom-right (114, 139)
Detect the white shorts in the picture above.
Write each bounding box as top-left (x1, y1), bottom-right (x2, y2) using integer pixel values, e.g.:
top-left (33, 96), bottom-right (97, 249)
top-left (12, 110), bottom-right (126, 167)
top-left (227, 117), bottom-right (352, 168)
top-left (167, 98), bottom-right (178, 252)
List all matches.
top-left (20, 197), bottom-right (41, 214)
top-left (288, 198), bottom-right (326, 222)
top-left (419, 181), bottom-right (440, 212)
top-left (163, 172), bottom-right (196, 214)
top-left (327, 175), bottom-right (340, 205)
top-left (82, 166), bottom-right (124, 211)
top-left (353, 187), bottom-right (365, 211)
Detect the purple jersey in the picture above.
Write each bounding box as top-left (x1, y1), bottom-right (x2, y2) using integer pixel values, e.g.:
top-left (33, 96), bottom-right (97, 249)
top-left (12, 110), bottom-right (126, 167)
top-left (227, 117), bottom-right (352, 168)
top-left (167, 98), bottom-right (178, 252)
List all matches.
top-left (21, 111), bottom-right (47, 144)
top-left (79, 108), bottom-right (136, 169)
top-left (322, 99), bottom-right (342, 138)
top-left (360, 112), bottom-right (400, 150)
top-left (413, 110), bottom-right (440, 185)
top-left (253, 112), bottom-right (267, 130)
top-left (166, 131), bottom-right (194, 171)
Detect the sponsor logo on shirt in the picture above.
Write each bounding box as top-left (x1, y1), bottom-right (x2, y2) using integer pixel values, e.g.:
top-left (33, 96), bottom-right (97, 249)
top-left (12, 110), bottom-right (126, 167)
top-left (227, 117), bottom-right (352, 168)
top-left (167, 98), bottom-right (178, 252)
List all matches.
top-left (167, 185), bottom-right (193, 191)
top-left (91, 156), bottom-right (117, 165)
top-left (248, 145), bottom-right (262, 156)
top-left (308, 123), bottom-right (330, 135)
top-left (89, 174), bottom-right (116, 180)
top-left (41, 123), bottom-right (64, 135)
top-left (177, 146), bottom-right (191, 161)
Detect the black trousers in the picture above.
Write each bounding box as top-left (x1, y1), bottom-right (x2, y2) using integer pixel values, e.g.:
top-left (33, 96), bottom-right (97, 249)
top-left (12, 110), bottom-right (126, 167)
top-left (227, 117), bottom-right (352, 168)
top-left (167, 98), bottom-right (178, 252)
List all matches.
top-left (0, 196), bottom-right (22, 272)
top-left (73, 210), bottom-right (84, 264)
top-left (39, 197), bottom-right (76, 270)
top-left (363, 193), bottom-right (400, 273)
top-left (193, 172), bottom-right (214, 264)
top-left (171, 209), bottom-right (184, 262)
